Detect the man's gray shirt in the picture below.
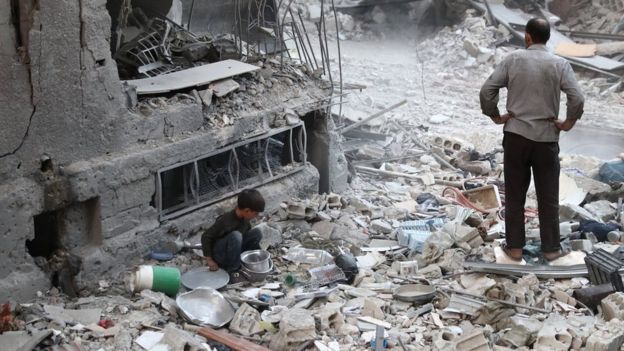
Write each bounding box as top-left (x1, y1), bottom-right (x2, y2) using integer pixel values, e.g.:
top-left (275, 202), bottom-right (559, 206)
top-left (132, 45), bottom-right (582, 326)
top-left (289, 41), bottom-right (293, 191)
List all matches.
top-left (479, 44), bottom-right (585, 142)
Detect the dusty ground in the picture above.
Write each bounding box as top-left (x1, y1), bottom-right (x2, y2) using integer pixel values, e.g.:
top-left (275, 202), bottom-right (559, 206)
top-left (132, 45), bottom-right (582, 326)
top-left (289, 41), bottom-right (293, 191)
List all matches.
top-left (324, 11), bottom-right (624, 158)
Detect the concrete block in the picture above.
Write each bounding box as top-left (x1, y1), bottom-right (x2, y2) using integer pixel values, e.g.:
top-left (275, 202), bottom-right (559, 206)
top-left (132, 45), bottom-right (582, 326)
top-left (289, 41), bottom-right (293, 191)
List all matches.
top-left (560, 203), bottom-right (599, 221)
top-left (456, 225), bottom-right (484, 248)
top-left (357, 145), bottom-right (385, 159)
top-left (316, 302), bottom-right (345, 331)
top-left (311, 220), bottom-right (336, 239)
top-left (270, 308), bottom-right (316, 350)
top-left (551, 289), bottom-right (576, 306)
top-left (370, 219), bottom-right (392, 234)
top-left (533, 315), bottom-right (572, 351)
top-left (602, 292), bottom-right (624, 321)
top-left (454, 329), bottom-right (491, 351)
top-left (305, 202), bottom-right (319, 220)
top-left (326, 193), bottom-right (342, 208)
top-left (229, 303), bottom-right (262, 336)
top-left (286, 201), bottom-right (306, 219)
top-left (585, 319), bottom-right (624, 351)
top-left (584, 200), bottom-right (617, 222)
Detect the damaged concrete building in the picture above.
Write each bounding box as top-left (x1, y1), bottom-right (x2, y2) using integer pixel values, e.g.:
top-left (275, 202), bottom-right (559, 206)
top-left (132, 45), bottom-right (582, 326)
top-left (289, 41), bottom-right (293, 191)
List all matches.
top-left (0, 0), bottom-right (348, 301)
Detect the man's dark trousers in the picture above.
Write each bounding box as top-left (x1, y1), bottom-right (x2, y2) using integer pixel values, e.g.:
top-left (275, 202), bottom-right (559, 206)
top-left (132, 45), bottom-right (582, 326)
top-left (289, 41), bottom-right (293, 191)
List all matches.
top-left (504, 132), bottom-right (561, 252)
top-left (212, 228), bottom-right (262, 272)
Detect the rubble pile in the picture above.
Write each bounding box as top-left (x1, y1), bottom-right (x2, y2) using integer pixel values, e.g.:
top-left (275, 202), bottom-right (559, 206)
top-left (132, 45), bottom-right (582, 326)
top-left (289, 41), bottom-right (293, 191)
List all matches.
top-left (2, 2), bottom-right (624, 351)
top-left (2, 142), bottom-right (623, 350)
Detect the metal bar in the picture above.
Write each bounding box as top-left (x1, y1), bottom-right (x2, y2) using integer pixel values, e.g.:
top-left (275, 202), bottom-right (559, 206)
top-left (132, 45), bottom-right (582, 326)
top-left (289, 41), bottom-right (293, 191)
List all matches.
top-left (300, 124), bottom-right (307, 164)
top-left (265, 136), bottom-right (273, 178)
top-left (297, 10), bottom-right (319, 69)
top-left (193, 161), bottom-right (200, 205)
top-left (228, 151), bottom-right (236, 190)
top-left (290, 21), bottom-right (304, 65)
top-left (483, 0), bottom-right (498, 27)
top-left (289, 129), bottom-right (295, 163)
top-left (159, 167), bottom-right (306, 221)
top-left (438, 287), bottom-right (550, 313)
top-left (464, 261), bottom-right (588, 279)
top-left (340, 100), bottom-right (407, 134)
top-left (330, 0), bottom-right (344, 125)
top-left (158, 122), bottom-right (303, 173)
top-left (558, 29), bottom-right (624, 41)
top-left (350, 153), bottom-right (426, 166)
top-left (156, 171), bottom-right (163, 218)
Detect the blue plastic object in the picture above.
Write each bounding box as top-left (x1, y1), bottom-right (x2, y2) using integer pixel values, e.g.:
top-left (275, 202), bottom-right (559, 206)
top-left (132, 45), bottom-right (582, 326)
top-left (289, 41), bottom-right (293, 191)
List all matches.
top-left (150, 251), bottom-right (175, 261)
top-left (370, 337), bottom-right (388, 349)
top-left (599, 160), bottom-right (624, 183)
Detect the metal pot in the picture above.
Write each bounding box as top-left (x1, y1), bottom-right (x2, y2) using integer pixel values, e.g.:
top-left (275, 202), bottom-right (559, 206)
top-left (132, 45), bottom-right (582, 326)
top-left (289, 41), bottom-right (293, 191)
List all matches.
top-left (241, 259), bottom-right (273, 283)
top-left (240, 250), bottom-right (271, 272)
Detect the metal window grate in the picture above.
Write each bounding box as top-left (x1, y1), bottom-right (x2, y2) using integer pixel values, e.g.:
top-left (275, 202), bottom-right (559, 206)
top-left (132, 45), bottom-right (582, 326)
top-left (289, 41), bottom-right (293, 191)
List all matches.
top-left (156, 123), bottom-right (307, 221)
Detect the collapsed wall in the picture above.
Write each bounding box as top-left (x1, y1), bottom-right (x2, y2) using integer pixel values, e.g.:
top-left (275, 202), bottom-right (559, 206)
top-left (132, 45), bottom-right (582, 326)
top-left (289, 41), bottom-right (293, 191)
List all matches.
top-left (0, 0), bottom-right (347, 302)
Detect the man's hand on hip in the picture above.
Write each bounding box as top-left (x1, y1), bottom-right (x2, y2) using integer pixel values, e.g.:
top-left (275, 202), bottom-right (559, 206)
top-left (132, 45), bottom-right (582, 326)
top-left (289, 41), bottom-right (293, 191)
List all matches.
top-left (553, 118), bottom-right (576, 131)
top-left (205, 256), bottom-right (219, 271)
top-left (490, 113), bottom-right (513, 125)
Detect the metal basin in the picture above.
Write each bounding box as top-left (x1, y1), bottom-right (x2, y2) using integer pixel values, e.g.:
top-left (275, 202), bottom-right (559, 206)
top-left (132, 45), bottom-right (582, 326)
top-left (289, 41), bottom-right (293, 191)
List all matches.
top-left (240, 250), bottom-right (271, 272)
top-left (176, 288), bottom-right (235, 327)
top-left (241, 259), bottom-right (273, 283)
top-left (393, 284), bottom-right (436, 304)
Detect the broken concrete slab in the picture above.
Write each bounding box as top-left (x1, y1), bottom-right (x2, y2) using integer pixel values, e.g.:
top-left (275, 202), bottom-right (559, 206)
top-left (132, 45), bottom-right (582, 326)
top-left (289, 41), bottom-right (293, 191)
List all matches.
top-left (602, 292), bottom-right (624, 321)
top-left (269, 308), bottom-right (316, 350)
top-left (370, 219), bottom-right (392, 234)
top-left (229, 303), bottom-right (262, 336)
top-left (584, 200), bottom-right (617, 222)
top-left (0, 330), bottom-right (53, 351)
top-left (533, 315), bottom-right (572, 351)
top-left (209, 78), bottom-right (240, 97)
top-left (585, 319), bottom-right (624, 351)
top-left (454, 328), bottom-right (491, 351)
top-left (43, 305), bottom-right (101, 326)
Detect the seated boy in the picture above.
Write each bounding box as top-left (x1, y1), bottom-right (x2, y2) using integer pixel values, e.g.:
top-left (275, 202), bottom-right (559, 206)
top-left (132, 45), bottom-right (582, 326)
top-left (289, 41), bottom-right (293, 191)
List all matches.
top-left (201, 189), bottom-right (265, 273)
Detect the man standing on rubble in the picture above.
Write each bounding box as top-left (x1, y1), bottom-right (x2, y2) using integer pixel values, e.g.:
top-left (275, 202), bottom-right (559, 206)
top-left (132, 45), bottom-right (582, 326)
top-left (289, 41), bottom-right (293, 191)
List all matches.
top-left (479, 18), bottom-right (585, 261)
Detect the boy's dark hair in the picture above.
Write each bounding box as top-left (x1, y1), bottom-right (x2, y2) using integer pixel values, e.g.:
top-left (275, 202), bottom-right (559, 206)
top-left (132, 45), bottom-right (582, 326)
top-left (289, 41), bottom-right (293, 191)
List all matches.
top-left (526, 18), bottom-right (550, 44)
top-left (237, 189), bottom-right (265, 212)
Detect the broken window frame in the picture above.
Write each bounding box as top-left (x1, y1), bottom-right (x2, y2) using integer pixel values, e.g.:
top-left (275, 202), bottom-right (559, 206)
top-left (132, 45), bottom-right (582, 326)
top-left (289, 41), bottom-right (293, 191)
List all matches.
top-left (156, 122), bottom-right (307, 221)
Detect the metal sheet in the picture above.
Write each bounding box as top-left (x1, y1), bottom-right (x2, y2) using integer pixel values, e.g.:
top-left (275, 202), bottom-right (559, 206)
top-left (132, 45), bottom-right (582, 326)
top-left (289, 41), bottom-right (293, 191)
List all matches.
top-left (464, 261), bottom-right (588, 278)
top-left (125, 60), bottom-right (260, 94)
top-left (181, 267), bottom-right (230, 290)
top-left (471, 1), bottom-right (624, 72)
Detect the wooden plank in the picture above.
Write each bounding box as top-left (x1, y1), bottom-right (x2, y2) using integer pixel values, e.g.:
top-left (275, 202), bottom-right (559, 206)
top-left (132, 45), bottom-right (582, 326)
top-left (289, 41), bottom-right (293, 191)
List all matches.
top-left (555, 43), bottom-right (596, 57)
top-left (126, 60), bottom-right (260, 95)
top-left (197, 327), bottom-right (270, 351)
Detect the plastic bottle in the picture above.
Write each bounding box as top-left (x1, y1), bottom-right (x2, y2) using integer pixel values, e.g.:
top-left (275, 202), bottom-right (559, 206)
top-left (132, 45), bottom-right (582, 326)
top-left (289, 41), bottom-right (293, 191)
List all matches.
top-left (284, 247), bottom-right (333, 265)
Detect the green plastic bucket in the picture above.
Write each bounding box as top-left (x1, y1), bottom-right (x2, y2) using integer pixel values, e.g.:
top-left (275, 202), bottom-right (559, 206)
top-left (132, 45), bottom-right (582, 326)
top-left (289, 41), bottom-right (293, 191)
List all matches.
top-left (133, 265), bottom-right (181, 296)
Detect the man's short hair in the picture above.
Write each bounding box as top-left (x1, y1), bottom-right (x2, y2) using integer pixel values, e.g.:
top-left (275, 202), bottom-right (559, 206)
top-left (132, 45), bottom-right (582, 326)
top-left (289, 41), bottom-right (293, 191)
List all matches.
top-left (526, 18), bottom-right (550, 44)
top-left (237, 189), bottom-right (265, 212)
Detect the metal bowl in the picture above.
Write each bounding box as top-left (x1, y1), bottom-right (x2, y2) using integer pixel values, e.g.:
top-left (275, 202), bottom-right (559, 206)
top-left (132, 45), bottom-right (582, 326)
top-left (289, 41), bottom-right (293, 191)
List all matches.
top-left (393, 284), bottom-right (436, 304)
top-left (241, 259), bottom-right (273, 282)
top-left (240, 250), bottom-right (271, 272)
top-left (176, 288), bottom-right (235, 327)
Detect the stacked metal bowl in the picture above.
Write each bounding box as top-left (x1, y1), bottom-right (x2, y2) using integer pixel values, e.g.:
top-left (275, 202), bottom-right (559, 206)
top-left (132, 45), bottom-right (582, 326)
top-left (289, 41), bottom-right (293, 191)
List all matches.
top-left (240, 250), bottom-right (273, 282)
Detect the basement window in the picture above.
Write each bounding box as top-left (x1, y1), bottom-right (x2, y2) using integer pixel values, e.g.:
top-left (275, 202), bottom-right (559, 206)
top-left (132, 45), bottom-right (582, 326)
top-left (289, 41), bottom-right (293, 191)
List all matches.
top-left (156, 122), bottom-right (307, 220)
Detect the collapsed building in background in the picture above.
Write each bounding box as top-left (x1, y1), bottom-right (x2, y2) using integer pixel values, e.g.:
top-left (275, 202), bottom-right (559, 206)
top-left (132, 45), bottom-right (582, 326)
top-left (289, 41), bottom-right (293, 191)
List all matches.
top-left (0, 0), bottom-right (349, 301)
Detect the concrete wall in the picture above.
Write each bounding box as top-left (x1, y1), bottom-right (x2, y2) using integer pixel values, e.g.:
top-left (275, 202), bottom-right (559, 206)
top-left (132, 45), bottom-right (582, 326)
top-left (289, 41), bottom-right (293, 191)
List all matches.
top-left (0, 0), bottom-right (341, 302)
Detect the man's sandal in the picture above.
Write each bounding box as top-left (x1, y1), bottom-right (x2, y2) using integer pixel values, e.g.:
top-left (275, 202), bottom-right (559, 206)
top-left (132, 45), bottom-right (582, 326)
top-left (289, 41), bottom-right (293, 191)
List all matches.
top-left (501, 242), bottom-right (523, 261)
top-left (544, 249), bottom-right (570, 262)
